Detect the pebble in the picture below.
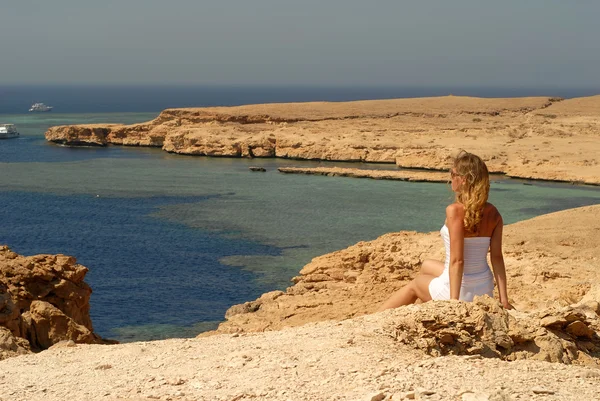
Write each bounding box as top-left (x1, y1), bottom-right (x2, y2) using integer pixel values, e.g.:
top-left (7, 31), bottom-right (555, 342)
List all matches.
top-left (417, 388), bottom-right (435, 396)
top-left (368, 392), bottom-right (386, 401)
top-left (532, 386), bottom-right (555, 395)
top-left (167, 378), bottom-right (186, 386)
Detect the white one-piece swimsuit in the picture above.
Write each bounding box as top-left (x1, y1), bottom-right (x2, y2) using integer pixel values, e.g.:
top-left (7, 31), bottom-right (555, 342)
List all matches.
top-left (428, 224), bottom-right (494, 301)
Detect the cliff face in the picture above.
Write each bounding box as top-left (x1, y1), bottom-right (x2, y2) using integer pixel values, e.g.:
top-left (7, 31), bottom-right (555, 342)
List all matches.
top-left (45, 95), bottom-right (600, 185)
top-left (45, 122), bottom-right (163, 147)
top-left (0, 246), bottom-right (108, 360)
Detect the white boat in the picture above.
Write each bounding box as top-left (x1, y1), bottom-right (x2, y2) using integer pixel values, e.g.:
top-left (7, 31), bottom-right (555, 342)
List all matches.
top-left (0, 124), bottom-right (20, 139)
top-left (29, 102), bottom-right (53, 112)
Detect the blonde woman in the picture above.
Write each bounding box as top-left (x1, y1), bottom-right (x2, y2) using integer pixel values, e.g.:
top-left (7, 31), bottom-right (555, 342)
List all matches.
top-left (379, 151), bottom-right (512, 310)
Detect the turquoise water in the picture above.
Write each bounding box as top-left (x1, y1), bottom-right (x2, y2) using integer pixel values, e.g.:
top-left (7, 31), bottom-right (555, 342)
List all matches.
top-left (1, 113), bottom-right (599, 342)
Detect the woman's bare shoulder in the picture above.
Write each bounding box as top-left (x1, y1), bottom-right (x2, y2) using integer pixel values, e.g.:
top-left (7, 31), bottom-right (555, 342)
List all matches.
top-left (485, 203), bottom-right (503, 224)
top-left (446, 202), bottom-right (465, 218)
top-left (446, 202), bottom-right (465, 213)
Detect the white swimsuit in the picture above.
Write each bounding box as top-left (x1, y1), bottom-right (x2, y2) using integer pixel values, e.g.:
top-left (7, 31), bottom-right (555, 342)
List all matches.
top-left (428, 225), bottom-right (494, 301)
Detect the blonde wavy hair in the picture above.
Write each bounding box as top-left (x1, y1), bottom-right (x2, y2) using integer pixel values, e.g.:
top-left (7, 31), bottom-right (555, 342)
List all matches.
top-left (453, 151), bottom-right (490, 234)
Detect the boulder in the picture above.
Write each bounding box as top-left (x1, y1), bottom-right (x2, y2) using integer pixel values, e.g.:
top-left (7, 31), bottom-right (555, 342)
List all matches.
top-left (0, 246), bottom-right (109, 360)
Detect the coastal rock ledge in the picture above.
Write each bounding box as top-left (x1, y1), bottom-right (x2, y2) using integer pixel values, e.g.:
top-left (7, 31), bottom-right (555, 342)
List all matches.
top-left (45, 95), bottom-right (600, 185)
top-left (0, 246), bottom-right (108, 360)
top-left (215, 205), bottom-right (600, 341)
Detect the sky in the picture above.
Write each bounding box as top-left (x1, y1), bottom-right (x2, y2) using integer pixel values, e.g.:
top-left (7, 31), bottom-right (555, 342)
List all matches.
top-left (1, 0), bottom-right (599, 87)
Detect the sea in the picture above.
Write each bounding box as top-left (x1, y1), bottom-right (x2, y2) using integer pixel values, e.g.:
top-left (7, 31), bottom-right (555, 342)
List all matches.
top-left (1, 85), bottom-right (599, 342)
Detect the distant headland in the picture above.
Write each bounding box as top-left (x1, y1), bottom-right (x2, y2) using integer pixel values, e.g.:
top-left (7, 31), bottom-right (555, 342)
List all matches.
top-left (44, 95), bottom-right (600, 185)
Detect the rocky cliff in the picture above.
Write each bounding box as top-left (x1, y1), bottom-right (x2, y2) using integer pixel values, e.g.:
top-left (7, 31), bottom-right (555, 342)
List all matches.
top-left (0, 246), bottom-right (108, 360)
top-left (45, 95), bottom-right (600, 185)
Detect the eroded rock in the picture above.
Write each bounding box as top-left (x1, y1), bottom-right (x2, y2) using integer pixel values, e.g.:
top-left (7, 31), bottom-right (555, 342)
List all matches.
top-left (382, 296), bottom-right (600, 364)
top-left (0, 246), bottom-right (109, 359)
top-left (45, 96), bottom-right (600, 185)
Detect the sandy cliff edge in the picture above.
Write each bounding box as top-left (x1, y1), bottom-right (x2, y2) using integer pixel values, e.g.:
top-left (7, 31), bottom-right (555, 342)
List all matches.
top-left (214, 204), bottom-right (600, 335)
top-left (45, 95), bottom-right (600, 185)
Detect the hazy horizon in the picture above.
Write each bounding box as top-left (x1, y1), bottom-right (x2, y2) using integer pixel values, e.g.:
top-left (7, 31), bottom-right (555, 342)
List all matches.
top-left (2, 1), bottom-right (599, 87)
top-left (2, 83), bottom-right (600, 90)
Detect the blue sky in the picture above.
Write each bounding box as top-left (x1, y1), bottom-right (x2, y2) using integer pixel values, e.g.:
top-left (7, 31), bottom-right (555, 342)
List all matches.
top-left (1, 0), bottom-right (599, 87)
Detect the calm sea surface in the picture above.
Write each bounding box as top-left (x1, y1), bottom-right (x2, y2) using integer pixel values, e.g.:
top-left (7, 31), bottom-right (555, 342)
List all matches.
top-left (1, 87), bottom-right (599, 342)
top-left (2, 84), bottom-right (599, 114)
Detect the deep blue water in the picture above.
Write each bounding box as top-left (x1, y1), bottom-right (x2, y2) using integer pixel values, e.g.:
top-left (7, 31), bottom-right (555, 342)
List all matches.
top-left (0, 134), bottom-right (159, 163)
top-left (1, 84), bottom-right (599, 114)
top-left (0, 192), bottom-right (277, 340)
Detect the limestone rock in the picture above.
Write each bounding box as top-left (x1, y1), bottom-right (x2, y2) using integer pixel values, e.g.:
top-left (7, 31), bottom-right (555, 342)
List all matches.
top-left (0, 326), bottom-right (30, 360)
top-left (45, 96), bottom-right (600, 185)
top-left (0, 246), bottom-right (108, 359)
top-left (382, 297), bottom-right (600, 364)
top-left (44, 124), bottom-right (116, 146)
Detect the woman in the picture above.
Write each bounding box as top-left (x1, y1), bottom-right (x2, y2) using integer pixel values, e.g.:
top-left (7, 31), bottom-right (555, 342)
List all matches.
top-left (379, 151), bottom-right (512, 310)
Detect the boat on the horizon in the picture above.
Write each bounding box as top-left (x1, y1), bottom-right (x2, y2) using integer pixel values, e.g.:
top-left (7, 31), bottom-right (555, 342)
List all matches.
top-left (29, 102), bottom-right (53, 112)
top-left (0, 124), bottom-right (20, 139)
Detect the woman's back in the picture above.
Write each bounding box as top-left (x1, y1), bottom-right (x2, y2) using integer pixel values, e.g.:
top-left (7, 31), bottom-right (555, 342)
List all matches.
top-left (440, 224), bottom-right (492, 280)
top-left (463, 202), bottom-right (501, 238)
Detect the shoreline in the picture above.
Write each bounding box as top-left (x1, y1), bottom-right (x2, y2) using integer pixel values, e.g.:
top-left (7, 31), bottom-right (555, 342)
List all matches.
top-left (278, 166), bottom-right (450, 183)
top-left (277, 166), bottom-right (600, 186)
top-left (44, 95), bottom-right (600, 185)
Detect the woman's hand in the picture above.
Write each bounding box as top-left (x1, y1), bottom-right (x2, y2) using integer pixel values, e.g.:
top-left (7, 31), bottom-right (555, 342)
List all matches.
top-left (502, 301), bottom-right (514, 310)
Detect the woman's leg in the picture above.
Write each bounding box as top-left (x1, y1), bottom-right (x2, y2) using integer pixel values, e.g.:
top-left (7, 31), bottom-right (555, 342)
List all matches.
top-left (378, 274), bottom-right (436, 311)
top-left (419, 259), bottom-right (444, 277)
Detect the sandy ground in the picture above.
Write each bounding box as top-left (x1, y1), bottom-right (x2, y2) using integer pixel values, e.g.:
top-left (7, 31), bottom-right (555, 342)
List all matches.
top-left (1, 308), bottom-right (600, 401)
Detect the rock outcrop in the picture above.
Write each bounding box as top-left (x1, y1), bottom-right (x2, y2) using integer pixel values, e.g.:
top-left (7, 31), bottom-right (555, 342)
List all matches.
top-left (214, 205), bottom-right (600, 341)
top-left (383, 295), bottom-right (600, 365)
top-left (0, 246), bottom-right (108, 360)
top-left (45, 95), bottom-right (600, 185)
top-left (278, 166), bottom-right (449, 182)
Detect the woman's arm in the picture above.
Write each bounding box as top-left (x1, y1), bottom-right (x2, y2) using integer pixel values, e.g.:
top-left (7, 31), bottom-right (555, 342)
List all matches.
top-left (446, 204), bottom-right (465, 300)
top-left (490, 214), bottom-right (512, 308)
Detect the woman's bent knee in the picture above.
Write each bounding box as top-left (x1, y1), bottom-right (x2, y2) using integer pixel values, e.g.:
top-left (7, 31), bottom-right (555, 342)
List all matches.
top-left (420, 259), bottom-right (444, 277)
